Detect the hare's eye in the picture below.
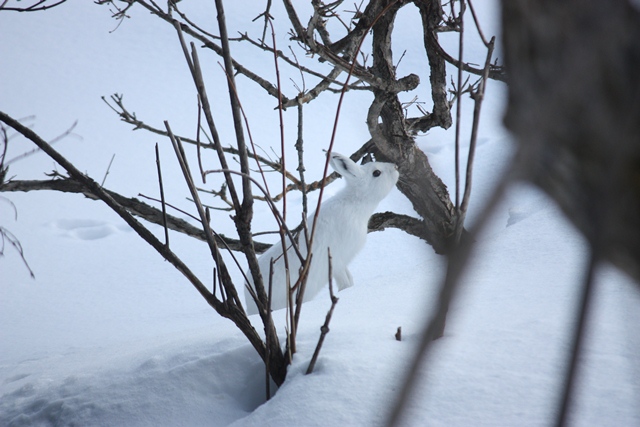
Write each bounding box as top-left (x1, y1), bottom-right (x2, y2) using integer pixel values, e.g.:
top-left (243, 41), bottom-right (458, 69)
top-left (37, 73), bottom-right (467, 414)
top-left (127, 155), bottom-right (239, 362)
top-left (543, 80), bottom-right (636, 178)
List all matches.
top-left (372, 170), bottom-right (381, 177)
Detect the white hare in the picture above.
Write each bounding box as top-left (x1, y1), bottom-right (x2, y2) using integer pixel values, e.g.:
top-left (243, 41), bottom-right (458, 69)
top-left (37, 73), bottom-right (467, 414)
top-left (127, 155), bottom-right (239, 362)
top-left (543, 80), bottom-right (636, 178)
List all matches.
top-left (244, 152), bottom-right (399, 315)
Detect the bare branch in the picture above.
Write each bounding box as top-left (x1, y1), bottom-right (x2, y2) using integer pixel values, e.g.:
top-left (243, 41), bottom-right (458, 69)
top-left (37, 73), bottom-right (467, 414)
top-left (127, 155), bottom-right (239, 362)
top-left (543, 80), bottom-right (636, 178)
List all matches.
top-left (0, 179), bottom-right (420, 254)
top-left (251, 0), bottom-right (273, 45)
top-left (0, 0), bottom-right (66, 12)
top-left (308, 0), bottom-right (337, 45)
top-left (0, 177), bottom-right (270, 252)
top-left (454, 36), bottom-right (496, 242)
top-left (367, 1), bottom-right (458, 254)
top-left (5, 120), bottom-right (79, 166)
top-left (238, 32), bottom-right (339, 85)
top-left (281, 0), bottom-right (307, 45)
top-left (170, 1), bottom-right (219, 41)
top-left (0, 226), bottom-right (35, 278)
top-left (415, 0), bottom-right (453, 131)
top-left (295, 102), bottom-right (309, 219)
top-left (454, 0), bottom-right (466, 209)
top-left (214, 0), bottom-right (253, 212)
top-left (154, 143), bottom-right (169, 247)
top-left (282, 66), bottom-right (344, 109)
top-left (100, 153), bottom-right (116, 187)
top-left (431, 34), bottom-right (506, 82)
top-left (467, 0), bottom-right (489, 47)
top-left (368, 211), bottom-right (431, 241)
top-left (266, 16), bottom-right (288, 220)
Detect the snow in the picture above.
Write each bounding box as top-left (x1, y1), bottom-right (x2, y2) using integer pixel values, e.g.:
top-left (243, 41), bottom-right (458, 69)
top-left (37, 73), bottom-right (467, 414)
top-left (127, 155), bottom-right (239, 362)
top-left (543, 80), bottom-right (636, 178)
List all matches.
top-left (2, 2), bottom-right (639, 426)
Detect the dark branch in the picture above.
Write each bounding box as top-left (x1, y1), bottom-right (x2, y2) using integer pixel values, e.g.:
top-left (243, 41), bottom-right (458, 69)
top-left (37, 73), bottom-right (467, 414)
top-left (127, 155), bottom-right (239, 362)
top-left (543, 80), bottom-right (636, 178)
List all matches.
top-left (0, 0), bottom-right (67, 12)
top-left (431, 33), bottom-right (506, 82)
top-left (368, 211), bottom-right (433, 243)
top-left (0, 177), bottom-right (270, 253)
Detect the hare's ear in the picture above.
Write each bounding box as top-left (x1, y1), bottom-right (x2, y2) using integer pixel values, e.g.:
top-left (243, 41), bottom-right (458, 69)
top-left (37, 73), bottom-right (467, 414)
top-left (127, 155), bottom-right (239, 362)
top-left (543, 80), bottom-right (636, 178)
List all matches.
top-left (329, 152), bottom-right (361, 178)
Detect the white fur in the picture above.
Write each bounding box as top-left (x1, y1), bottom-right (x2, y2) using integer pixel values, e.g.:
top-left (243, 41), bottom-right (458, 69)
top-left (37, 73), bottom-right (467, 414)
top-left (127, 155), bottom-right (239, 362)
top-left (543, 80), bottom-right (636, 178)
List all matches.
top-left (244, 152), bottom-right (399, 315)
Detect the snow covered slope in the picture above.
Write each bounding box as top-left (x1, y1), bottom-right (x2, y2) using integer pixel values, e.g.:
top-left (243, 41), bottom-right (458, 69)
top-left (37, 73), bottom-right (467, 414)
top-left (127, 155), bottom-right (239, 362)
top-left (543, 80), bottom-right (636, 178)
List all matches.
top-left (1, 2), bottom-right (639, 426)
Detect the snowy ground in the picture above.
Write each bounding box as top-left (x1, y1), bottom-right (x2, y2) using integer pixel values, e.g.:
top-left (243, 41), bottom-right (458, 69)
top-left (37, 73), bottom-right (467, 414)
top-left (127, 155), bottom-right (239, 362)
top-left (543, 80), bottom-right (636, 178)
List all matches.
top-left (2, 2), bottom-right (640, 426)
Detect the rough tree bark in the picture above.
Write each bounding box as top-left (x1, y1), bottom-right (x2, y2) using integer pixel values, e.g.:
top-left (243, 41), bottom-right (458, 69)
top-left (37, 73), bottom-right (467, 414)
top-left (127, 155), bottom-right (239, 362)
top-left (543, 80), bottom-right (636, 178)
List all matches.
top-left (366, 0), bottom-right (457, 255)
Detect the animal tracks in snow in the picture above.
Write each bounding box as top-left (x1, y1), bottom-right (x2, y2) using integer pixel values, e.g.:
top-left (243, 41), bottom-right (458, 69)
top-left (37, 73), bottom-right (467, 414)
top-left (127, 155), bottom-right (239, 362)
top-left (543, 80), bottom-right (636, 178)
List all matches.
top-left (46, 219), bottom-right (131, 241)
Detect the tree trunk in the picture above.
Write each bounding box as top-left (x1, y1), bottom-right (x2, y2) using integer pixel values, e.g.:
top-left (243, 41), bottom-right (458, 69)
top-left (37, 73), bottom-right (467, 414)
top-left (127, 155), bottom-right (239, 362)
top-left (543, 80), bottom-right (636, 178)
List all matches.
top-left (501, 0), bottom-right (640, 283)
top-left (367, 0), bottom-right (457, 255)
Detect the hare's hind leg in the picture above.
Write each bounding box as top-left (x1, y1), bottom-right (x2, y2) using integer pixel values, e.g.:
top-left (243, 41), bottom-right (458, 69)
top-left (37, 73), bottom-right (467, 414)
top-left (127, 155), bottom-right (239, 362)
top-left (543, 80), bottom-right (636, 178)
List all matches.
top-left (333, 268), bottom-right (354, 291)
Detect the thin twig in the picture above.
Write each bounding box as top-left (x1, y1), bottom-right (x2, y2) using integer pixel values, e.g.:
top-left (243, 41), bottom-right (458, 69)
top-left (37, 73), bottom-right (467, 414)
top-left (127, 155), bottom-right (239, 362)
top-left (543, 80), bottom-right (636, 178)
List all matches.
top-left (430, 35), bottom-right (506, 82)
top-left (171, 1), bottom-right (219, 42)
top-left (6, 120), bottom-right (79, 166)
top-left (295, 101), bottom-right (309, 242)
top-left (306, 248), bottom-right (339, 375)
top-left (454, 0), bottom-right (465, 210)
top-left (265, 257), bottom-right (275, 401)
top-left (1, 176), bottom-right (268, 251)
top-left (282, 66), bottom-right (344, 109)
top-left (288, 46), bottom-right (306, 94)
top-left (154, 143), bottom-right (169, 247)
top-left (0, 226), bottom-right (35, 278)
top-left (251, 0), bottom-right (273, 45)
top-left (137, 193), bottom-right (199, 223)
top-left (455, 36), bottom-right (495, 242)
top-left (264, 15), bottom-right (299, 354)
top-left (214, 0), bottom-right (252, 210)
top-left (467, 0), bottom-right (489, 47)
top-left (268, 17), bottom-right (287, 222)
top-left (195, 94), bottom-right (206, 183)
top-left (195, 184), bottom-right (234, 211)
top-left (100, 153), bottom-right (116, 187)
top-left (0, 0), bottom-right (66, 12)
top-left (239, 32), bottom-right (344, 90)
